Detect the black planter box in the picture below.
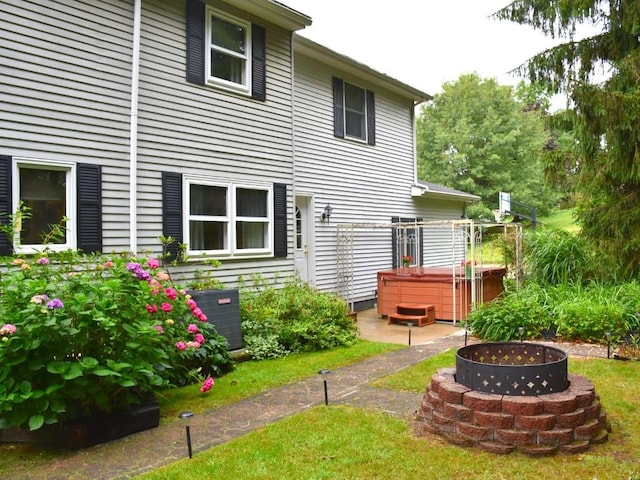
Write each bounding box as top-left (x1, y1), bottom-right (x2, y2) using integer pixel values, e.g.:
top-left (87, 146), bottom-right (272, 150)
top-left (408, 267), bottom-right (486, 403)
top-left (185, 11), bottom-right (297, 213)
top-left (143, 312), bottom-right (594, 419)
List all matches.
top-left (0, 397), bottom-right (160, 449)
top-left (188, 288), bottom-right (243, 350)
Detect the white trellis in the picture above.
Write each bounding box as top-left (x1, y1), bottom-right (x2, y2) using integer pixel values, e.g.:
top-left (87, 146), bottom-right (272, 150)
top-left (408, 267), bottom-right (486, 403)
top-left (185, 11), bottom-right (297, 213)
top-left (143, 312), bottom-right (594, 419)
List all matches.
top-left (336, 219), bottom-right (522, 323)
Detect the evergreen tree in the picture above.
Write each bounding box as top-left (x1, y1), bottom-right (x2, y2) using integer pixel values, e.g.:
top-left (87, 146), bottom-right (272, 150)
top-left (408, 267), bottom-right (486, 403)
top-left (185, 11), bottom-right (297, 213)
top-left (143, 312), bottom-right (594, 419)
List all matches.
top-left (495, 0), bottom-right (640, 276)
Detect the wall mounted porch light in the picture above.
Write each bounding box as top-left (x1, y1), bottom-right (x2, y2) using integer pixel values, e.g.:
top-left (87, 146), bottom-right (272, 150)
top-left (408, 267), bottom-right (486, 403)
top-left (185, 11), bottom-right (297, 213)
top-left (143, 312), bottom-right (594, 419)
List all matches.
top-left (321, 203), bottom-right (333, 222)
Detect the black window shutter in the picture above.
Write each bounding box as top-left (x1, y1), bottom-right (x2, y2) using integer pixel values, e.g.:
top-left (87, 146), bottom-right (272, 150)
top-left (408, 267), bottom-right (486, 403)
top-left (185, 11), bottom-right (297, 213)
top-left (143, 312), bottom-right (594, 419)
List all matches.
top-left (76, 163), bottom-right (103, 254)
top-left (332, 77), bottom-right (345, 138)
top-left (251, 24), bottom-right (266, 101)
top-left (391, 216), bottom-right (399, 268)
top-left (273, 183), bottom-right (287, 258)
top-left (162, 172), bottom-right (183, 261)
top-left (186, 0), bottom-right (206, 85)
top-left (0, 155), bottom-right (13, 256)
top-left (366, 89), bottom-right (376, 145)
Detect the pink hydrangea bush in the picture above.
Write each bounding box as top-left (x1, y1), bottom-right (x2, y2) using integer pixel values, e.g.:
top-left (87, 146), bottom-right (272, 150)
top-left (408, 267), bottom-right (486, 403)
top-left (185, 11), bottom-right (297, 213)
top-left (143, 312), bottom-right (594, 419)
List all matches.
top-left (0, 253), bottom-right (231, 432)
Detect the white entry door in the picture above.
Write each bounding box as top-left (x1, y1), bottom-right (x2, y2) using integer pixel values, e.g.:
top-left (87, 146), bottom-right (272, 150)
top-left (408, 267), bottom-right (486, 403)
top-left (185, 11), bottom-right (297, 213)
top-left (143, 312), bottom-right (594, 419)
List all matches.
top-left (294, 196), bottom-right (311, 282)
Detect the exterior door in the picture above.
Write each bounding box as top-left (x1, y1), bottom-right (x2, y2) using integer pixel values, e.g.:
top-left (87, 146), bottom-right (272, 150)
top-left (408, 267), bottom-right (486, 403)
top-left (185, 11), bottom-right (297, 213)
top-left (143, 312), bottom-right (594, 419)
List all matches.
top-left (294, 196), bottom-right (311, 282)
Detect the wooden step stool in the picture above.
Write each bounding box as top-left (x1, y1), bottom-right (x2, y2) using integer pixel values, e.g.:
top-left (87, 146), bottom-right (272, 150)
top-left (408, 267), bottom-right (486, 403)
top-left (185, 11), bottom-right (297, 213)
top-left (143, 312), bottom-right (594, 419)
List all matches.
top-left (388, 303), bottom-right (436, 327)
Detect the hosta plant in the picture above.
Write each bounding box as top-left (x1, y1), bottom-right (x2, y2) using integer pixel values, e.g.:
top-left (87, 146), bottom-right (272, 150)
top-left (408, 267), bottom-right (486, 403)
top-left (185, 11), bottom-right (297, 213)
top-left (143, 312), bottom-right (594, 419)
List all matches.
top-left (0, 252), bottom-right (231, 432)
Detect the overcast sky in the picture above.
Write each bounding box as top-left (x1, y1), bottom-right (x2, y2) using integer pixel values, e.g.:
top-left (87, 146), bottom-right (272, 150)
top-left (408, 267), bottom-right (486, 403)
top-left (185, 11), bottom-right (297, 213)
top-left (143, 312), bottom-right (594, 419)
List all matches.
top-left (283, 0), bottom-right (563, 99)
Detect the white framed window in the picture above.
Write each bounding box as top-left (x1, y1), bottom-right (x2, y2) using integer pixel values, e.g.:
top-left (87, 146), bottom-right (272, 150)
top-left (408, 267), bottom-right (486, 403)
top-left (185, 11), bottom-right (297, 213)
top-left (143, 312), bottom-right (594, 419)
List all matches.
top-left (332, 77), bottom-right (376, 145)
top-left (205, 7), bottom-right (252, 94)
top-left (185, 177), bottom-right (272, 257)
top-left (344, 82), bottom-right (367, 141)
top-left (12, 159), bottom-right (75, 254)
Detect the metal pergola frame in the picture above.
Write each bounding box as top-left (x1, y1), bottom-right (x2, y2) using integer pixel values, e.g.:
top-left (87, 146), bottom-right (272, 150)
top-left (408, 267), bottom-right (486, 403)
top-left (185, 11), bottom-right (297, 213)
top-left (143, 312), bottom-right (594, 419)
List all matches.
top-left (336, 219), bottom-right (522, 324)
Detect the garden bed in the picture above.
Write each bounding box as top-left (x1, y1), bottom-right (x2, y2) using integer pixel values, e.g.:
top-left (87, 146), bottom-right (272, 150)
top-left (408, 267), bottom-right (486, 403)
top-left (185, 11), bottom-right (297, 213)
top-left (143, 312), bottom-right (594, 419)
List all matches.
top-left (0, 396), bottom-right (160, 449)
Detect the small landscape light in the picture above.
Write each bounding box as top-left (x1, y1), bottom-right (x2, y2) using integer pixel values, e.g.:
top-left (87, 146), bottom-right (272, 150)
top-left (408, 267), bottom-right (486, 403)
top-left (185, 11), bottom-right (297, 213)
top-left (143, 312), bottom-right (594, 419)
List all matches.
top-left (178, 410), bottom-right (194, 458)
top-left (318, 369), bottom-right (331, 405)
top-left (605, 331), bottom-right (612, 359)
top-left (518, 326), bottom-right (524, 343)
top-left (407, 321), bottom-right (414, 346)
top-left (464, 321), bottom-right (468, 346)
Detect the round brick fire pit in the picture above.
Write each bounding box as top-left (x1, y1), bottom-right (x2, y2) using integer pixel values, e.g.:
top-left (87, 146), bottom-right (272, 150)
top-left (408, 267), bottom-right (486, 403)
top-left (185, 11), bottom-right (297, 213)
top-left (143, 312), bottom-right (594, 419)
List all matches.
top-left (417, 342), bottom-right (610, 456)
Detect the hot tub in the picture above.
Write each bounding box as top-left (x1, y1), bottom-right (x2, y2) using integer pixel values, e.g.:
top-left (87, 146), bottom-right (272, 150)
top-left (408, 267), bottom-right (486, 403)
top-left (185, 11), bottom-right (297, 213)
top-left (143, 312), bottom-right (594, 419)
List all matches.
top-left (376, 266), bottom-right (506, 322)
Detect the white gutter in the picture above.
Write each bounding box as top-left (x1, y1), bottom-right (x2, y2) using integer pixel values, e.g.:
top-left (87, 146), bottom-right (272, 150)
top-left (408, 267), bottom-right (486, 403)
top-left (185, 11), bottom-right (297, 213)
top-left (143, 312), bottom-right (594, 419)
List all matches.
top-left (129, 0), bottom-right (142, 254)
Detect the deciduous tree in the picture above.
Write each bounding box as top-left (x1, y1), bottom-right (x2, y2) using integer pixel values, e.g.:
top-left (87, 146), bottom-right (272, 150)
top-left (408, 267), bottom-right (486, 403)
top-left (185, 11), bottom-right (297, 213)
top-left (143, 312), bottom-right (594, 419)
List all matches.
top-left (416, 73), bottom-right (556, 217)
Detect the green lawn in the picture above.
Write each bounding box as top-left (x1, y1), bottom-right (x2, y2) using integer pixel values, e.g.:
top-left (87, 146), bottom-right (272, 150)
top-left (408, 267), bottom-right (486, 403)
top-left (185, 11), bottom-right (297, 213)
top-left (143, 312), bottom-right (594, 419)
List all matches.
top-left (0, 340), bottom-right (403, 476)
top-left (137, 351), bottom-right (640, 480)
top-left (539, 208), bottom-right (580, 232)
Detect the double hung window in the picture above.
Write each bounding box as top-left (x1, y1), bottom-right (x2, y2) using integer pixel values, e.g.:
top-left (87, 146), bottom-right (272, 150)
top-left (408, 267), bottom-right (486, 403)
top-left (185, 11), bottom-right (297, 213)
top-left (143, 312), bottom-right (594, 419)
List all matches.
top-left (207, 9), bottom-right (251, 93)
top-left (344, 82), bottom-right (367, 140)
top-left (332, 77), bottom-right (376, 145)
top-left (186, 0), bottom-right (266, 100)
top-left (186, 178), bottom-right (271, 256)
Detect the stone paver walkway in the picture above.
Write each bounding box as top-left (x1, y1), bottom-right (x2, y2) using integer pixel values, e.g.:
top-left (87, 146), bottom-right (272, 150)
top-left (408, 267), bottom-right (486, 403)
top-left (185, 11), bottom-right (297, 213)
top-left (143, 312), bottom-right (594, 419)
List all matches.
top-left (7, 335), bottom-right (607, 480)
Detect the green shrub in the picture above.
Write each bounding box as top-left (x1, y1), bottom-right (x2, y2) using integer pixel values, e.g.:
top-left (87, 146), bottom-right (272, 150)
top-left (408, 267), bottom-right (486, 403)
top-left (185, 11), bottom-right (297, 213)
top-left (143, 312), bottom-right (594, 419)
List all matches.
top-left (468, 281), bottom-right (634, 344)
top-left (240, 276), bottom-right (358, 360)
top-left (0, 253), bottom-right (232, 431)
top-left (465, 202), bottom-right (495, 221)
top-left (613, 280), bottom-right (640, 331)
top-left (466, 285), bottom-right (550, 341)
top-left (523, 228), bottom-right (592, 285)
top-left (555, 300), bottom-right (626, 343)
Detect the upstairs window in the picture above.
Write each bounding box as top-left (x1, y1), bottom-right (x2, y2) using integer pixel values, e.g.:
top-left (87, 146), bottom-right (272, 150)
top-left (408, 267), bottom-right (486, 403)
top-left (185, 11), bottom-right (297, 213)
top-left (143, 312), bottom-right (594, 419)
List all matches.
top-left (186, 0), bottom-right (266, 101)
top-left (332, 77), bottom-right (376, 145)
top-left (207, 10), bottom-right (250, 93)
top-left (344, 82), bottom-right (366, 140)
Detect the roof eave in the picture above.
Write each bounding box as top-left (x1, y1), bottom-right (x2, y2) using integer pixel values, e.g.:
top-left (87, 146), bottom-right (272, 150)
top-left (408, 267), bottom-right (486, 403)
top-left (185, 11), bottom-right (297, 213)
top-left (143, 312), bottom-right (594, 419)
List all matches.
top-left (411, 184), bottom-right (480, 203)
top-left (222, 0), bottom-right (312, 31)
top-left (294, 35), bottom-right (432, 103)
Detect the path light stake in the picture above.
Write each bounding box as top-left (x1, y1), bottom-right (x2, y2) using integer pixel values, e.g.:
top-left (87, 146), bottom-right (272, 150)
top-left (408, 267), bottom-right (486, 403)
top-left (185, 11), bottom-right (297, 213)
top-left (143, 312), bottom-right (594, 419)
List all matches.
top-left (464, 321), bottom-right (468, 346)
top-left (518, 326), bottom-right (524, 343)
top-left (408, 321), bottom-right (414, 346)
top-left (178, 411), bottom-right (194, 458)
top-left (605, 331), bottom-right (612, 359)
top-left (318, 369), bottom-right (331, 405)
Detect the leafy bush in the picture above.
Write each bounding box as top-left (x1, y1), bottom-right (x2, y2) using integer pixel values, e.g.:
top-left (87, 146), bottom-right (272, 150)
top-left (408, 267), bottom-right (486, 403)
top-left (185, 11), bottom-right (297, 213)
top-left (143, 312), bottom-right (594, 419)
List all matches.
top-left (466, 286), bottom-right (550, 341)
top-left (468, 281), bottom-right (633, 343)
top-left (523, 228), bottom-right (593, 285)
top-left (465, 202), bottom-right (495, 221)
top-left (240, 276), bottom-right (358, 360)
top-left (0, 253), bottom-right (232, 431)
top-left (555, 301), bottom-right (625, 343)
top-left (613, 281), bottom-right (640, 331)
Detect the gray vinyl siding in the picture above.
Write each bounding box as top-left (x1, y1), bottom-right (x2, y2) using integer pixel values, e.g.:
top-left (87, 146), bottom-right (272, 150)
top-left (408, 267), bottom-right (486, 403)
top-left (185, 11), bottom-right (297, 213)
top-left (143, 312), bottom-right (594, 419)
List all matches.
top-left (135, 0), bottom-right (295, 283)
top-left (0, 0), bottom-right (134, 251)
top-left (294, 53), bottom-right (465, 302)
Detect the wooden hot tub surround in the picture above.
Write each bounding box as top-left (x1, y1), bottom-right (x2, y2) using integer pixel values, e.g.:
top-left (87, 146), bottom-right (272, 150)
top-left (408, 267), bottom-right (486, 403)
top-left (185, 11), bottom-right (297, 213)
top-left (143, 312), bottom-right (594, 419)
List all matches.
top-left (377, 266), bottom-right (507, 323)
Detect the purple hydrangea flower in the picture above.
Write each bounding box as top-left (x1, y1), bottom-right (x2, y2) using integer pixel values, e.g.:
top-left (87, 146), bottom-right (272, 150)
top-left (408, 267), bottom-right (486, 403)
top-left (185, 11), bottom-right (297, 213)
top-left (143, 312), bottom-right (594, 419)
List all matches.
top-left (46, 298), bottom-right (64, 309)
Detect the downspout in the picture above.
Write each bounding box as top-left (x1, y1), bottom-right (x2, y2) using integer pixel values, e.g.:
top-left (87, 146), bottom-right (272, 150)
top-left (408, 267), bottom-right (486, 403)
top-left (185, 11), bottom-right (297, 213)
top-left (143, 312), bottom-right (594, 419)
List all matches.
top-left (412, 98), bottom-right (428, 186)
top-left (129, 0), bottom-right (142, 254)
top-left (412, 101), bottom-right (418, 185)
